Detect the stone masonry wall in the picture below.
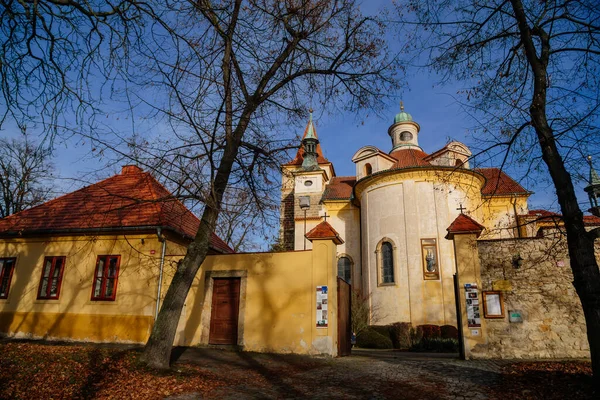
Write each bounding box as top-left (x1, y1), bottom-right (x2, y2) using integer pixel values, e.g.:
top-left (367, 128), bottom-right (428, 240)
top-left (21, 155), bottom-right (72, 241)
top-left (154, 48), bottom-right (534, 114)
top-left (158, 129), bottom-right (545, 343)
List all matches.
top-left (474, 237), bottom-right (600, 359)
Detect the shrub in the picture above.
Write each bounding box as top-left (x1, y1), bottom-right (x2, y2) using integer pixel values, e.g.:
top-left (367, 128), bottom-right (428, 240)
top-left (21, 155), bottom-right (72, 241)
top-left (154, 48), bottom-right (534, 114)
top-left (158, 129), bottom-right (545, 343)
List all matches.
top-left (356, 327), bottom-right (393, 349)
top-left (410, 338), bottom-right (459, 353)
top-left (389, 322), bottom-right (412, 349)
top-left (440, 325), bottom-right (458, 340)
top-left (417, 324), bottom-right (441, 339)
top-left (409, 325), bottom-right (423, 346)
top-left (370, 325), bottom-right (391, 339)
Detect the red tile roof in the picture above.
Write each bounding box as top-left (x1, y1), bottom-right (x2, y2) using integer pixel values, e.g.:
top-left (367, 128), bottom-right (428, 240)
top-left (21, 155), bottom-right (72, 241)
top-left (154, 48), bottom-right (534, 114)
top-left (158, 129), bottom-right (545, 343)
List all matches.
top-left (584, 215), bottom-right (600, 226)
top-left (389, 148), bottom-right (431, 168)
top-left (284, 119), bottom-right (330, 166)
top-left (476, 168), bottom-right (529, 196)
top-left (322, 176), bottom-right (356, 201)
top-left (446, 213), bottom-right (485, 238)
top-left (305, 221), bottom-right (344, 245)
top-left (525, 209), bottom-right (600, 227)
top-left (0, 165), bottom-right (233, 253)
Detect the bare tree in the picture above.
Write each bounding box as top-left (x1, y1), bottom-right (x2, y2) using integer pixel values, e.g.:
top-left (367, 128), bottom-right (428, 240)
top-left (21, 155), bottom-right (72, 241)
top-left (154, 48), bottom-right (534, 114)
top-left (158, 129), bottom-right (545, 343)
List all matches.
top-left (130, 0), bottom-right (399, 369)
top-left (0, 133), bottom-right (54, 218)
top-left (400, 0), bottom-right (600, 383)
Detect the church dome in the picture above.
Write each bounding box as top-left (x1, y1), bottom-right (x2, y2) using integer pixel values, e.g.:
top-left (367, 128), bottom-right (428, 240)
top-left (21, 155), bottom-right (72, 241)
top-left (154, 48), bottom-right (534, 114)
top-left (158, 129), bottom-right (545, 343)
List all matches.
top-left (394, 110), bottom-right (413, 124)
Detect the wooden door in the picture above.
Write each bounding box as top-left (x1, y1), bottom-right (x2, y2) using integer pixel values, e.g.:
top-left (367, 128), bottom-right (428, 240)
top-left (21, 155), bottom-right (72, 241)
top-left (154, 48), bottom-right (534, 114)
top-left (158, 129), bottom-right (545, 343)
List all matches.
top-left (209, 278), bottom-right (241, 345)
top-left (337, 277), bottom-right (352, 356)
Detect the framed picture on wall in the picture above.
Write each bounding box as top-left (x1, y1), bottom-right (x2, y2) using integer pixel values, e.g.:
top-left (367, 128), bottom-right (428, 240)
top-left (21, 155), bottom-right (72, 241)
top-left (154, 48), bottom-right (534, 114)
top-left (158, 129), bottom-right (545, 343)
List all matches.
top-left (421, 238), bottom-right (440, 280)
top-left (482, 291), bottom-right (505, 318)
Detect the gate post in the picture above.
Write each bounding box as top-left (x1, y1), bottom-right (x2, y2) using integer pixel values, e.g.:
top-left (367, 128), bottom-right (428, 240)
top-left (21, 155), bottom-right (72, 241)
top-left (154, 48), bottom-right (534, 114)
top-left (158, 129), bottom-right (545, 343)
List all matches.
top-left (306, 221), bottom-right (344, 356)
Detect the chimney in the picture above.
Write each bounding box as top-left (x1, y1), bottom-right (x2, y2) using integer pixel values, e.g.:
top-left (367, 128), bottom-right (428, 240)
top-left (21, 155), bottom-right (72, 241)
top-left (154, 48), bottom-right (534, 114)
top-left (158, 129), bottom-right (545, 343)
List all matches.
top-left (121, 165), bottom-right (143, 175)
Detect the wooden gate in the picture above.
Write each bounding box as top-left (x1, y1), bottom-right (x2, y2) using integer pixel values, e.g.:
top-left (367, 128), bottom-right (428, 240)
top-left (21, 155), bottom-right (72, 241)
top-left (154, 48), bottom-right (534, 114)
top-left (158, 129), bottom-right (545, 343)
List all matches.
top-left (337, 277), bottom-right (352, 356)
top-left (209, 278), bottom-right (241, 345)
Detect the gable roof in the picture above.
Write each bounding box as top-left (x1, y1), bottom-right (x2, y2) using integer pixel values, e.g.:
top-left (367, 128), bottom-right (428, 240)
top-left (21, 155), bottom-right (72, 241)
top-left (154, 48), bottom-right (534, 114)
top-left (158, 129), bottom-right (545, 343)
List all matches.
top-left (284, 118), bottom-right (330, 166)
top-left (475, 168), bottom-right (530, 196)
top-left (305, 221), bottom-right (344, 245)
top-left (446, 213), bottom-right (485, 239)
top-left (0, 165), bottom-right (233, 253)
top-left (322, 176), bottom-right (356, 201)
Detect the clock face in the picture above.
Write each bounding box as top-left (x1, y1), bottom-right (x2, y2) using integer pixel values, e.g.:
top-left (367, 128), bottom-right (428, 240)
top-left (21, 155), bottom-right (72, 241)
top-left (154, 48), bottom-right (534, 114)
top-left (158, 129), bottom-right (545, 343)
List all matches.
top-left (304, 180), bottom-right (313, 187)
top-left (400, 131), bottom-right (413, 141)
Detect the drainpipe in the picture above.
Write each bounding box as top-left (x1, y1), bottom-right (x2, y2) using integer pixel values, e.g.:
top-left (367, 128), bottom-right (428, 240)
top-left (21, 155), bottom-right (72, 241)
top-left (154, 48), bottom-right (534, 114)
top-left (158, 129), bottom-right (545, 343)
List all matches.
top-left (511, 197), bottom-right (522, 238)
top-left (155, 228), bottom-right (167, 320)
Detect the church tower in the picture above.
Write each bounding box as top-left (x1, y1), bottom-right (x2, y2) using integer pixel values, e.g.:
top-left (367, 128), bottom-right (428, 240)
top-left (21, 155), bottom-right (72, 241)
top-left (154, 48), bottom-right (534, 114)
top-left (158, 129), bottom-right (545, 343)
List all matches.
top-left (585, 155), bottom-right (600, 217)
top-left (279, 111), bottom-right (334, 250)
top-left (388, 102), bottom-right (422, 151)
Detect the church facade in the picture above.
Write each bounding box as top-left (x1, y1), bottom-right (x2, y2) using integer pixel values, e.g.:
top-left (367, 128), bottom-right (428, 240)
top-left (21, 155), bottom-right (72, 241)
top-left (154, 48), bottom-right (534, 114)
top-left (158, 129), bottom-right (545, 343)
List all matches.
top-left (280, 106), bottom-right (532, 328)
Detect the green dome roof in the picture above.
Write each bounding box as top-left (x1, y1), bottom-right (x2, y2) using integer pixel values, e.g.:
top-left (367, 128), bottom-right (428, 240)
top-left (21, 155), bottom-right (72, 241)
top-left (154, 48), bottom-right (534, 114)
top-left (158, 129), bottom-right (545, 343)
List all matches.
top-left (394, 111), bottom-right (413, 124)
top-left (394, 102), bottom-right (413, 124)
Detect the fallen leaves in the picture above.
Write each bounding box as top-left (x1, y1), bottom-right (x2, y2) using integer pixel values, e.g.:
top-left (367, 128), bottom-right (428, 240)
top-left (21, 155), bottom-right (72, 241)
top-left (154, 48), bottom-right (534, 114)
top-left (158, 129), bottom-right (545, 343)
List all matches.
top-left (0, 342), bottom-right (225, 400)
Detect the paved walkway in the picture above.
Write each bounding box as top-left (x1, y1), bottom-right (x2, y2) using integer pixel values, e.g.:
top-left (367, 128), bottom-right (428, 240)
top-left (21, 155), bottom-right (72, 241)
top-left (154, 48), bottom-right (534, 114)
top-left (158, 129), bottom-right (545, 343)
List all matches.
top-left (169, 347), bottom-right (512, 399)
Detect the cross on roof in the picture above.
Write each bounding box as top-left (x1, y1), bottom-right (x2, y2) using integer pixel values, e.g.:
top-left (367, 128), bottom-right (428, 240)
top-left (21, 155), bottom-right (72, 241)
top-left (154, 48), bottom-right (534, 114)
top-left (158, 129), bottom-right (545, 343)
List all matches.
top-left (457, 204), bottom-right (466, 213)
top-left (322, 212), bottom-right (330, 222)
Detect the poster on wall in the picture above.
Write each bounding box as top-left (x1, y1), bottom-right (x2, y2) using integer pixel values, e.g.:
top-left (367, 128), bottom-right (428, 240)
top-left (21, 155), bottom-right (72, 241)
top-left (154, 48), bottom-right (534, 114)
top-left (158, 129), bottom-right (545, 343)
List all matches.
top-left (464, 283), bottom-right (481, 327)
top-left (316, 286), bottom-right (328, 327)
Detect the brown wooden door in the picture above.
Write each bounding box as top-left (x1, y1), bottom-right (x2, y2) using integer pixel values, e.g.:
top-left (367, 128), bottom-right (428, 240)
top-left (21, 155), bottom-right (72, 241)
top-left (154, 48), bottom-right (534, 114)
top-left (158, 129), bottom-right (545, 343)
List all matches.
top-left (337, 277), bottom-right (352, 356)
top-left (209, 278), bottom-right (241, 345)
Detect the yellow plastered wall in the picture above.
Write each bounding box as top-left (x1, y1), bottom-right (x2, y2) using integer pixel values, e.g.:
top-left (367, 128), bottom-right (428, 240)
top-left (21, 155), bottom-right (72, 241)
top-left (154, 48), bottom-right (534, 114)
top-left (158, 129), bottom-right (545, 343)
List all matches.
top-left (0, 234), bottom-right (163, 343)
top-left (0, 235), bottom-right (341, 355)
top-left (169, 239), bottom-right (339, 355)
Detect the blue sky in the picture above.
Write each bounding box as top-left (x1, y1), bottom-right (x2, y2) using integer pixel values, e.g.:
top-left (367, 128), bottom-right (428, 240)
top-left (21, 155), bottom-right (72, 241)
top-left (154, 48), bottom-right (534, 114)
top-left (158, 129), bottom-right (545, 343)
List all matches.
top-left (3, 0), bottom-right (595, 218)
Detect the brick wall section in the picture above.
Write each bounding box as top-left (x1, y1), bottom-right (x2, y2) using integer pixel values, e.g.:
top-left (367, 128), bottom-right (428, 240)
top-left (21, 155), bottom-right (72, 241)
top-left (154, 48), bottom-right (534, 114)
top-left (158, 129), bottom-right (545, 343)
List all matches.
top-left (474, 237), bottom-right (600, 359)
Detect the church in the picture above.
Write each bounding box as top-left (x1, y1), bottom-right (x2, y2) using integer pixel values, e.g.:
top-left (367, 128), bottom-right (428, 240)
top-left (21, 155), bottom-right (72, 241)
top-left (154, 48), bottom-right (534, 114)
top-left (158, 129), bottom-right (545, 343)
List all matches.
top-left (279, 105), bottom-right (532, 328)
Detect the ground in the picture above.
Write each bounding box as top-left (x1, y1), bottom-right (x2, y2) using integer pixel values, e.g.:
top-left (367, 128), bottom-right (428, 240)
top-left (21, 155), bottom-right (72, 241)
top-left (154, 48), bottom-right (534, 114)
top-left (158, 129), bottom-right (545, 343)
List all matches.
top-left (0, 340), bottom-right (595, 399)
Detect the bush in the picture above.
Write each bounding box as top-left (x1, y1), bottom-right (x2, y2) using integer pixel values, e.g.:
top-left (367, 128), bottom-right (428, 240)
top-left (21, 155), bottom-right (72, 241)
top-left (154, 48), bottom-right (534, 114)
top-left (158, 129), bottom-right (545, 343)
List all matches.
top-left (356, 327), bottom-right (393, 349)
top-left (409, 325), bottom-right (423, 346)
top-left (417, 324), bottom-right (441, 339)
top-left (410, 338), bottom-right (459, 353)
top-left (370, 325), bottom-right (391, 338)
top-left (440, 325), bottom-right (458, 340)
top-left (389, 322), bottom-right (412, 349)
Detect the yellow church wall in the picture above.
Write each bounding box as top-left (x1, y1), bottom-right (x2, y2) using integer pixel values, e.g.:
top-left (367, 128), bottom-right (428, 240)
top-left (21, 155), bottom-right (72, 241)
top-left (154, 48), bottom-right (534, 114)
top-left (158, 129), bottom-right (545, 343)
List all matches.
top-left (323, 201), bottom-right (361, 290)
top-left (0, 234), bottom-right (163, 343)
top-left (357, 168), bottom-right (485, 327)
top-left (479, 196), bottom-right (529, 239)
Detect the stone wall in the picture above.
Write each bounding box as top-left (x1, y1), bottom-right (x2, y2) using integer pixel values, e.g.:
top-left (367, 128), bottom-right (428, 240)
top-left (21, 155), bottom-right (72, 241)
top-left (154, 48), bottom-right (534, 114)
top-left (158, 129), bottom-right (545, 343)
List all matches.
top-left (473, 237), bottom-right (600, 359)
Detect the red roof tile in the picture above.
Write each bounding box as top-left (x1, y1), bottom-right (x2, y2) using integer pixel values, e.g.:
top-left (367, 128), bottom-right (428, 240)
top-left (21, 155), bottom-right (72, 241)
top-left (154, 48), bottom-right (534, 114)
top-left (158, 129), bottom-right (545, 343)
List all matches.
top-left (446, 213), bottom-right (485, 238)
top-left (525, 209), bottom-right (600, 227)
top-left (0, 166), bottom-right (233, 253)
top-left (284, 119), bottom-right (330, 166)
top-left (389, 148), bottom-right (431, 168)
top-left (305, 221), bottom-right (344, 245)
top-left (322, 176), bottom-right (356, 201)
top-left (475, 168), bottom-right (529, 196)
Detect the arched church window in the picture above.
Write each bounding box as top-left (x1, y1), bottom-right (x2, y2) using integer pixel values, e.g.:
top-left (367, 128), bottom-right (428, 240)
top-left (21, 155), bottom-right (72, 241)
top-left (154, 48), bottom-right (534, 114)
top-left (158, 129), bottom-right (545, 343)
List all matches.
top-left (381, 242), bottom-right (394, 284)
top-left (337, 256), bottom-right (352, 283)
top-left (364, 163), bottom-right (372, 176)
top-left (400, 131), bottom-right (413, 142)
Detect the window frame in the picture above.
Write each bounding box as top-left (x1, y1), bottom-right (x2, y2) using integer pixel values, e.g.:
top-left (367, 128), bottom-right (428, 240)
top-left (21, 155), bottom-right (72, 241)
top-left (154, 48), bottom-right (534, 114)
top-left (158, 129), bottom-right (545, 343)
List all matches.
top-left (337, 255), bottom-right (353, 284)
top-left (91, 255), bottom-right (121, 301)
top-left (376, 238), bottom-right (396, 286)
top-left (37, 256), bottom-right (67, 300)
top-left (0, 257), bottom-right (16, 299)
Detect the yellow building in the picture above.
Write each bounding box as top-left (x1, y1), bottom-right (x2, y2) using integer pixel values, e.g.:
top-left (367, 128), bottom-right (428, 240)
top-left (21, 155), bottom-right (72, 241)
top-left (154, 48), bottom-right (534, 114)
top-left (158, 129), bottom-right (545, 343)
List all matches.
top-left (279, 105), bottom-right (532, 327)
top-left (0, 165), bottom-right (350, 356)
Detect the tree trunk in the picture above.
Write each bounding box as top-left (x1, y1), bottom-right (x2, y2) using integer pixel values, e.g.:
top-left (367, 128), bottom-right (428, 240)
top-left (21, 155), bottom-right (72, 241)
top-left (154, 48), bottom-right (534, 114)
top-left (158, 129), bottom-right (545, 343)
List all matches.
top-left (140, 95), bottom-right (253, 368)
top-left (511, 0), bottom-right (600, 387)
